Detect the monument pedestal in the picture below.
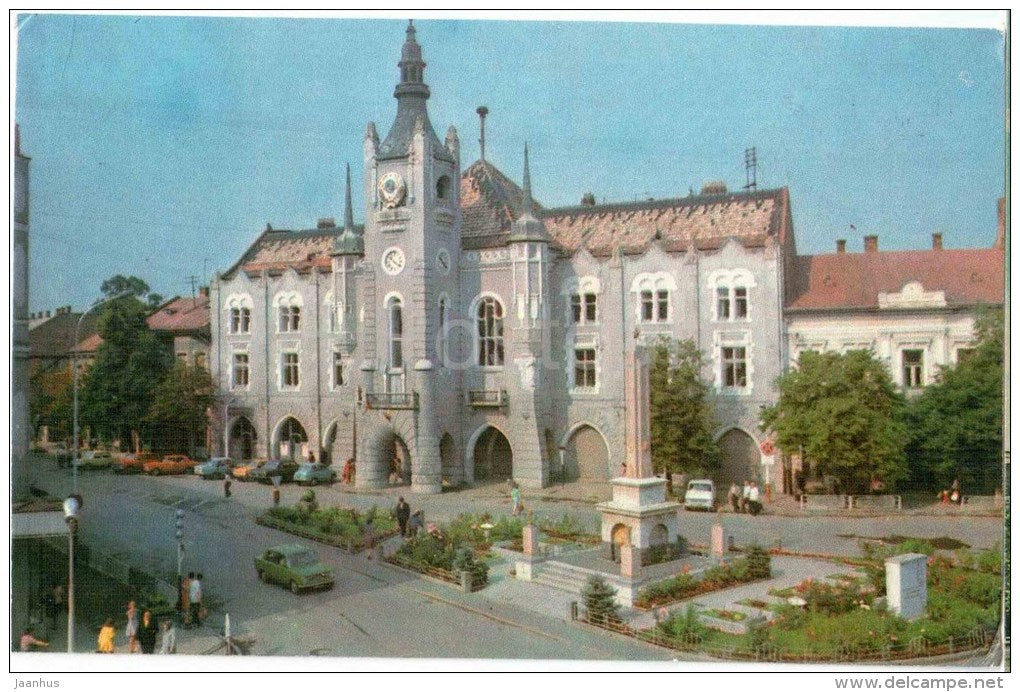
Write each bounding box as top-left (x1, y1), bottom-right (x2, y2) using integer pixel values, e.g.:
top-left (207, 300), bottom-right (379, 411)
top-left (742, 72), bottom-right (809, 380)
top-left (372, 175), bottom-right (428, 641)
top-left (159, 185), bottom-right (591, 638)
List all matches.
top-left (597, 476), bottom-right (682, 566)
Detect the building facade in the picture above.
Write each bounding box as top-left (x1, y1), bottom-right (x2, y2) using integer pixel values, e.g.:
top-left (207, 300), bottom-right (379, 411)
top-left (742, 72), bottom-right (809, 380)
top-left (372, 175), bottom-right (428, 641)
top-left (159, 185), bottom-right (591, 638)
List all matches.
top-left (210, 23), bottom-right (791, 493)
top-left (13, 125), bottom-right (31, 466)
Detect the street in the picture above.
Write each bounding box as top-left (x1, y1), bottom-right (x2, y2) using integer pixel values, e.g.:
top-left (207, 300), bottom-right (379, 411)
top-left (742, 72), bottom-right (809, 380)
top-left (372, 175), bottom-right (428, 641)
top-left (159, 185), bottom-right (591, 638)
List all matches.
top-left (22, 455), bottom-right (1003, 660)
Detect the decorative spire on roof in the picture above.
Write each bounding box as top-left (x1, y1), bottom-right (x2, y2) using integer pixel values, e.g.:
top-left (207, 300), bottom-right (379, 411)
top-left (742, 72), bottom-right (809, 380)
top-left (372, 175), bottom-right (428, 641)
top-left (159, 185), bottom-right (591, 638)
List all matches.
top-left (396, 18), bottom-right (428, 98)
top-left (509, 143), bottom-right (550, 244)
top-left (332, 162), bottom-right (364, 257)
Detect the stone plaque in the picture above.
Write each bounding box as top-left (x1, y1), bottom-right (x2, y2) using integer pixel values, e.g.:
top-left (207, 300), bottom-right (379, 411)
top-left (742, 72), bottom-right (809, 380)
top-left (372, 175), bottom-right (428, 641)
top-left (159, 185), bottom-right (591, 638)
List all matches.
top-left (885, 553), bottom-right (927, 620)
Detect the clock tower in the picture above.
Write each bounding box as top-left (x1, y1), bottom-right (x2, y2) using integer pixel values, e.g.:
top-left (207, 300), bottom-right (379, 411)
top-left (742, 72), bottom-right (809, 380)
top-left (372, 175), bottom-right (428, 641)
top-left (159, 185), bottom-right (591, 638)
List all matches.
top-left (360, 21), bottom-right (461, 494)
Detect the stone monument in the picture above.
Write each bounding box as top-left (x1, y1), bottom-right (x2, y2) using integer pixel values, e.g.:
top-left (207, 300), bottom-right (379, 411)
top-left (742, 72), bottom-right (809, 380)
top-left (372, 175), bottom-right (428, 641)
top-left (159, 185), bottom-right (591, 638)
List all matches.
top-left (597, 345), bottom-right (682, 566)
top-left (885, 553), bottom-right (927, 620)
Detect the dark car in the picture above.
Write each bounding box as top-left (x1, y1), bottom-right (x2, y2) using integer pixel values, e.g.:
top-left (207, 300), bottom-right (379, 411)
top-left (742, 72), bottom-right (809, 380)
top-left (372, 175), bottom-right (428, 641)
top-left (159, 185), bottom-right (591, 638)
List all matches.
top-left (251, 459), bottom-right (300, 484)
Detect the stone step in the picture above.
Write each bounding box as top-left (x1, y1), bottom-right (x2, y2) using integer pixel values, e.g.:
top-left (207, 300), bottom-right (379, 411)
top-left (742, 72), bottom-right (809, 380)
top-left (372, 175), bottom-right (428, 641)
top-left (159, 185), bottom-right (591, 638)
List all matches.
top-left (532, 573), bottom-right (586, 596)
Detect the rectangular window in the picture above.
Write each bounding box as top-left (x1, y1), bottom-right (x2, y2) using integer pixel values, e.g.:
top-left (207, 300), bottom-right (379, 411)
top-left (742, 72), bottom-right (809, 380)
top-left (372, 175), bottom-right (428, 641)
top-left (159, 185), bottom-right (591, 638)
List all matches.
top-left (279, 306), bottom-right (300, 332)
top-left (902, 349), bottom-right (923, 388)
top-left (717, 287), bottom-right (730, 320)
top-left (282, 352), bottom-right (300, 388)
top-left (232, 353), bottom-right (249, 388)
top-left (585, 293), bottom-right (597, 323)
top-left (656, 290), bottom-right (669, 321)
top-left (640, 290), bottom-right (654, 322)
top-left (722, 346), bottom-right (747, 388)
top-left (230, 307), bottom-right (251, 334)
top-left (332, 352), bottom-right (344, 388)
top-left (734, 287), bottom-right (747, 318)
top-left (574, 348), bottom-right (597, 388)
top-left (571, 294), bottom-right (582, 323)
top-left (176, 352), bottom-right (188, 362)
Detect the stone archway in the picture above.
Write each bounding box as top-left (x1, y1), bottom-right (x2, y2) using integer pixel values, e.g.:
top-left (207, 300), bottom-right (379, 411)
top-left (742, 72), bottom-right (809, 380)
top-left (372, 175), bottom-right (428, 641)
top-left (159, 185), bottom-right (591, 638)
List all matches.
top-left (440, 433), bottom-right (458, 486)
top-left (470, 426), bottom-right (513, 483)
top-left (717, 428), bottom-right (759, 489)
top-left (360, 414), bottom-right (417, 488)
top-left (322, 421), bottom-right (339, 466)
top-left (610, 523), bottom-right (631, 563)
top-left (229, 416), bottom-right (257, 461)
top-left (562, 424), bottom-right (611, 481)
top-left (272, 416), bottom-right (308, 461)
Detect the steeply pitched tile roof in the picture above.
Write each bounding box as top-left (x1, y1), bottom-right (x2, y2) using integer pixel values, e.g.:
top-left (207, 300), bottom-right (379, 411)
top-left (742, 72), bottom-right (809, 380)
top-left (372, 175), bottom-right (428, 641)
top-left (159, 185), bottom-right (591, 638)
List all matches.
top-left (146, 294), bottom-right (210, 332)
top-left (227, 226), bottom-right (364, 277)
top-left (29, 311), bottom-right (100, 359)
top-left (460, 160), bottom-right (544, 249)
top-left (785, 247), bottom-right (1005, 311)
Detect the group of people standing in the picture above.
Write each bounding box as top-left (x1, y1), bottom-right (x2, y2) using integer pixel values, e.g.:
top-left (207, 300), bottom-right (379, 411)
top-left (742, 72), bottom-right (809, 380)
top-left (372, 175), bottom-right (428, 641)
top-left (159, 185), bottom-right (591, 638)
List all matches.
top-left (97, 600), bottom-right (177, 654)
top-left (394, 497), bottom-right (424, 538)
top-left (728, 481), bottom-right (763, 516)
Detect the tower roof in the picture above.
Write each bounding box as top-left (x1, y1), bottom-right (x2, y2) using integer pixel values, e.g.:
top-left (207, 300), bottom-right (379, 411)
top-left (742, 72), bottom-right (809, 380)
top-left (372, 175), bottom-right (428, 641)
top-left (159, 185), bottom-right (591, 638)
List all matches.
top-left (332, 163), bottom-right (364, 256)
top-left (377, 20), bottom-right (453, 163)
top-left (509, 144), bottom-right (550, 243)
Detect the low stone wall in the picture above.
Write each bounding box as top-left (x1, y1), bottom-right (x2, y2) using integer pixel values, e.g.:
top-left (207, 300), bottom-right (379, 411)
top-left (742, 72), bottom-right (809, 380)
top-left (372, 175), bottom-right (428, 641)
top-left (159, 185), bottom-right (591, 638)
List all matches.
top-left (963, 495), bottom-right (1003, 510)
top-left (851, 495), bottom-right (902, 511)
top-left (799, 494), bottom-right (850, 511)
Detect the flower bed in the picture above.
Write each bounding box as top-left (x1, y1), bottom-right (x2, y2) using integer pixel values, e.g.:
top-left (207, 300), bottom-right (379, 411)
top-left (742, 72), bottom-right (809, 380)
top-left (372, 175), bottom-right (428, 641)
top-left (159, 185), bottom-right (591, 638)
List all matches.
top-left (256, 500), bottom-right (397, 552)
top-left (388, 523), bottom-right (490, 591)
top-left (634, 546), bottom-right (772, 609)
top-left (538, 514), bottom-right (600, 546)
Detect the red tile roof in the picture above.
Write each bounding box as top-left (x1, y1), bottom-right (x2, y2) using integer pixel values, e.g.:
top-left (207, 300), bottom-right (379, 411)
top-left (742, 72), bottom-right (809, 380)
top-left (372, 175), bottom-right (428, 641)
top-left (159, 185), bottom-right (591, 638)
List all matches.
top-left (71, 333), bottom-right (103, 354)
top-left (785, 247), bottom-right (1005, 311)
top-left (29, 311), bottom-right (100, 359)
top-left (146, 294), bottom-right (211, 332)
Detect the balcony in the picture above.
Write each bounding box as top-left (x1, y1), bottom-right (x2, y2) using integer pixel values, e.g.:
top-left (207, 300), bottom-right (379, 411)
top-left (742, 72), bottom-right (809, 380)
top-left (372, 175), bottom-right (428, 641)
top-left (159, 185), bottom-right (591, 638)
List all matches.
top-left (467, 389), bottom-right (508, 408)
top-left (365, 391), bottom-right (419, 410)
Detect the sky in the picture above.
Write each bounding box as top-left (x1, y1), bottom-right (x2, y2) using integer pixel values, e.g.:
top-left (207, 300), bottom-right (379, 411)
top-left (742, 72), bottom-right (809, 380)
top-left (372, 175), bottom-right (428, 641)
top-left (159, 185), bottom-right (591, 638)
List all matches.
top-left (13, 12), bottom-right (1007, 313)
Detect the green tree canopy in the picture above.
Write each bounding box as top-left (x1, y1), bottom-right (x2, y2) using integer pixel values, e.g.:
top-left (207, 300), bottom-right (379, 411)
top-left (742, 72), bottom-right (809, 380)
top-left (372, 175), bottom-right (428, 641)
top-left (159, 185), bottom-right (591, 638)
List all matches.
top-left (146, 361), bottom-right (215, 455)
top-left (649, 338), bottom-right (721, 478)
top-left (79, 296), bottom-right (171, 446)
top-left (101, 274), bottom-right (163, 310)
top-left (760, 349), bottom-right (908, 494)
top-left (905, 307), bottom-right (1004, 493)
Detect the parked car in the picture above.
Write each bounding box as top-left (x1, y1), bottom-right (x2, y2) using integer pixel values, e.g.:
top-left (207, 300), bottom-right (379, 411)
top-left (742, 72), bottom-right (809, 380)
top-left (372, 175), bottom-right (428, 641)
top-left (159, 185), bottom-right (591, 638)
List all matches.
top-left (254, 544), bottom-right (334, 593)
top-left (684, 479), bottom-right (716, 511)
top-left (293, 463), bottom-right (337, 486)
top-left (232, 460), bottom-right (267, 482)
top-left (116, 452), bottom-right (161, 474)
top-left (74, 450), bottom-right (113, 469)
top-left (195, 457), bottom-right (235, 480)
top-left (143, 454), bottom-right (197, 476)
top-left (251, 459), bottom-right (300, 485)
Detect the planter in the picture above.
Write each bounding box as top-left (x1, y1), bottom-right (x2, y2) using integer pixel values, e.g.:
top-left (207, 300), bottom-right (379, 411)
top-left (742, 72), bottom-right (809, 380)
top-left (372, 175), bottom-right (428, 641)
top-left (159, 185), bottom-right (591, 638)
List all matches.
top-left (385, 554), bottom-right (487, 592)
top-left (255, 513), bottom-right (396, 553)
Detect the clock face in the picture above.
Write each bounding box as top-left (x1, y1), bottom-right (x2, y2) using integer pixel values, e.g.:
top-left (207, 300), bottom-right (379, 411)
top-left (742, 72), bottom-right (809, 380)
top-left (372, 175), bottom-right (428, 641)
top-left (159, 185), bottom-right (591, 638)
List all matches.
top-left (436, 249), bottom-right (451, 275)
top-left (378, 171), bottom-right (407, 209)
top-left (382, 247), bottom-right (406, 276)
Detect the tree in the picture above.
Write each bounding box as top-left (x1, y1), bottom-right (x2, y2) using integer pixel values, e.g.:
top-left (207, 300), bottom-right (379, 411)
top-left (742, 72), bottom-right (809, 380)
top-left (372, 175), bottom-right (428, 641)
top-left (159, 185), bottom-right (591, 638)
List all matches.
top-left (581, 575), bottom-right (620, 624)
top-left (649, 338), bottom-right (721, 479)
top-left (145, 361), bottom-right (215, 455)
top-left (78, 297), bottom-right (172, 449)
top-left (906, 307), bottom-right (1004, 493)
top-left (29, 368), bottom-right (73, 440)
top-left (760, 349), bottom-right (908, 494)
top-left (101, 274), bottom-right (163, 310)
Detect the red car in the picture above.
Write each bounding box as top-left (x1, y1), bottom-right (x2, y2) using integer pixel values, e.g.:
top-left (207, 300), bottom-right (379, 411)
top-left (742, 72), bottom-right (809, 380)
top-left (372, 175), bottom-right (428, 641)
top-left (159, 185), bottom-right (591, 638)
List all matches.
top-left (116, 452), bottom-right (160, 474)
top-left (143, 454), bottom-right (197, 476)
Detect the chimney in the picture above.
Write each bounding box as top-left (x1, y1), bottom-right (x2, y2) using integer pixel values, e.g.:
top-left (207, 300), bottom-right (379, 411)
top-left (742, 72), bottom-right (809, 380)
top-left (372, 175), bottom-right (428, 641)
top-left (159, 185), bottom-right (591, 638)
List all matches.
top-left (199, 286), bottom-right (209, 298)
top-left (864, 235), bottom-right (878, 253)
top-left (932, 233), bottom-right (943, 251)
top-left (581, 192), bottom-right (596, 206)
top-left (836, 239), bottom-right (846, 254)
top-left (317, 217), bottom-right (336, 229)
top-left (996, 197), bottom-right (1005, 249)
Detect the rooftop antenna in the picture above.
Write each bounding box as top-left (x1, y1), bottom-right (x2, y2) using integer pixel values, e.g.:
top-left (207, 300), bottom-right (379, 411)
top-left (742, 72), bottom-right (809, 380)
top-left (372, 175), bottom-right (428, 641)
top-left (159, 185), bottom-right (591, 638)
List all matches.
top-left (744, 147), bottom-right (758, 191)
top-left (476, 106), bottom-right (489, 162)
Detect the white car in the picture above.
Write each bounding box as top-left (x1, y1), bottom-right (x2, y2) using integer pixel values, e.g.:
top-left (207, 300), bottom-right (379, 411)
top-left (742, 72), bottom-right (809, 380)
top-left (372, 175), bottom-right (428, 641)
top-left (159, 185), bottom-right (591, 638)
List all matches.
top-left (684, 479), bottom-right (716, 511)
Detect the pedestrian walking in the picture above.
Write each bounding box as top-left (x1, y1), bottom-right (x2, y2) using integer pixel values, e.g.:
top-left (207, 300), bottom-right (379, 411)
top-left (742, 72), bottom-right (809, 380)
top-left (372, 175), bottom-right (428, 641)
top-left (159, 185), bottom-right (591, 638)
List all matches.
top-left (189, 573), bottom-right (204, 627)
top-left (951, 478), bottom-right (962, 505)
top-left (511, 483), bottom-right (522, 516)
top-left (364, 516), bottom-right (376, 559)
top-left (158, 620), bottom-right (177, 654)
top-left (97, 618), bottom-right (116, 653)
top-left (272, 487), bottom-right (281, 506)
top-left (138, 610), bottom-right (158, 654)
top-left (341, 458), bottom-right (354, 484)
top-left (223, 477), bottom-right (232, 498)
top-left (181, 572), bottom-right (193, 627)
top-left (740, 481), bottom-right (751, 513)
top-left (747, 482), bottom-right (762, 516)
top-left (408, 510), bottom-right (423, 538)
top-left (396, 497), bottom-right (411, 537)
top-left (125, 600), bottom-right (140, 653)
top-left (728, 483), bottom-right (740, 513)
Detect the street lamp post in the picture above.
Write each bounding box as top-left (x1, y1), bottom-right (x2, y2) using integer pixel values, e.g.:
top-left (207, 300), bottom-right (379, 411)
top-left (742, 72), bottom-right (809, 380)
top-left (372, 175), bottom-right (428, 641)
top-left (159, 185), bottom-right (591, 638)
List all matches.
top-left (222, 396), bottom-right (235, 458)
top-left (62, 494), bottom-right (81, 653)
top-left (71, 291), bottom-right (132, 493)
top-left (175, 509), bottom-right (185, 624)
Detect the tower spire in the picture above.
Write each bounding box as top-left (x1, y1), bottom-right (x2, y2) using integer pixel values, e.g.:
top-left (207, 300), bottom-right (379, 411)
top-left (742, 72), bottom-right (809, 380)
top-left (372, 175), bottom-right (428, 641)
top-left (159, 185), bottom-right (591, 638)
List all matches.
top-left (522, 143), bottom-right (533, 214)
top-left (509, 143), bottom-right (549, 243)
top-left (343, 162), bottom-right (354, 231)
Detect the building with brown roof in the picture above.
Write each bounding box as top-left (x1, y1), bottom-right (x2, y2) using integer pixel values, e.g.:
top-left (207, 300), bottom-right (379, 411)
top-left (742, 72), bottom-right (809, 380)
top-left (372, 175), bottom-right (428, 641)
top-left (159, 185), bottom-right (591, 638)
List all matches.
top-left (211, 23), bottom-right (794, 494)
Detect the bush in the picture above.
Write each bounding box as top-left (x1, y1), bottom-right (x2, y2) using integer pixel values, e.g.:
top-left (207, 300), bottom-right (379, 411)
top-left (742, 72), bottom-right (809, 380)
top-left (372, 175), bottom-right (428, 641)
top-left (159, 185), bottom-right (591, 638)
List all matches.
top-left (582, 575), bottom-right (620, 625)
top-left (452, 546), bottom-right (489, 586)
top-left (794, 579), bottom-right (873, 616)
top-left (976, 545), bottom-right (1002, 575)
top-left (772, 603), bottom-right (807, 631)
top-left (660, 605), bottom-right (707, 643)
top-left (745, 545), bottom-right (772, 579)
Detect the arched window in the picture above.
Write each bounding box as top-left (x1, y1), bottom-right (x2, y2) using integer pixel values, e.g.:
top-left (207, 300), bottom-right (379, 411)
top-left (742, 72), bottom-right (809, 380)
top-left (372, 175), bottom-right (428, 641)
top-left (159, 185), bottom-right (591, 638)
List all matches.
top-left (436, 175), bottom-right (451, 201)
top-left (387, 296), bottom-right (404, 370)
top-left (476, 297), bottom-right (504, 367)
top-left (273, 291), bottom-right (303, 333)
top-left (438, 296), bottom-right (448, 363)
top-left (709, 268), bottom-right (755, 322)
top-left (225, 293), bottom-right (253, 334)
